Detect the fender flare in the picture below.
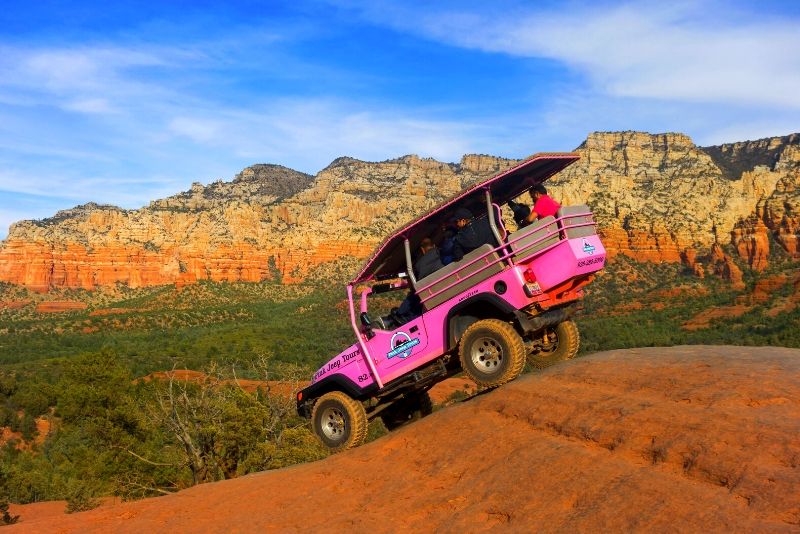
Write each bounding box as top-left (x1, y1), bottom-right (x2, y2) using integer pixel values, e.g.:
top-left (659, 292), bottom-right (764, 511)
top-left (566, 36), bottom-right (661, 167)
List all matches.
top-left (442, 293), bottom-right (518, 352)
top-left (296, 374), bottom-right (378, 418)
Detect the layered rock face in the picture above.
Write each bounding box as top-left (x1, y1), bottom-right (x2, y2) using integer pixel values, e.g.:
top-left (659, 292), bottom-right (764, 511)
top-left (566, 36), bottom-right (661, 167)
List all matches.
top-left (0, 157), bottom-right (514, 290)
top-left (546, 132), bottom-right (799, 270)
top-left (0, 132), bottom-right (798, 291)
top-left (720, 136), bottom-right (800, 269)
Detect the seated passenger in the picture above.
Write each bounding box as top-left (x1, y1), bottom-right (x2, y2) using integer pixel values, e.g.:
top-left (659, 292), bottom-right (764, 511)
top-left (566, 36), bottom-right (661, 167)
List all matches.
top-left (524, 184), bottom-right (560, 224)
top-left (386, 238), bottom-right (444, 327)
top-left (415, 237), bottom-right (444, 279)
top-left (451, 208), bottom-right (497, 261)
top-left (439, 222), bottom-right (458, 265)
top-left (508, 199), bottom-right (532, 229)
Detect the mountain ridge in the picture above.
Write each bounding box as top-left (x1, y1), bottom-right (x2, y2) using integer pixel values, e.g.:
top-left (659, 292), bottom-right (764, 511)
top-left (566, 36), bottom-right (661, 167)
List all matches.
top-left (0, 131), bottom-right (798, 291)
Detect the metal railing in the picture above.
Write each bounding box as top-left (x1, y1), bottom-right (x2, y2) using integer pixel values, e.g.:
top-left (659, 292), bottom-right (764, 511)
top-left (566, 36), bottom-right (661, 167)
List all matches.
top-left (415, 209), bottom-right (597, 306)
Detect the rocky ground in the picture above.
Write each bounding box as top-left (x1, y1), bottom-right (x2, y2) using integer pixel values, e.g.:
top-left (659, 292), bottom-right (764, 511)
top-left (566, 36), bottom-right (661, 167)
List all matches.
top-left (9, 345), bottom-right (800, 533)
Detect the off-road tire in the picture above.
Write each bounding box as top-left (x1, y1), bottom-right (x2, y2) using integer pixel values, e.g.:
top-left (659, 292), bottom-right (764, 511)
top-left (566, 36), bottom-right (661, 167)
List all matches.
top-left (458, 319), bottom-right (526, 388)
top-left (311, 391), bottom-right (368, 452)
top-left (380, 391), bottom-right (434, 431)
top-left (527, 320), bottom-right (580, 369)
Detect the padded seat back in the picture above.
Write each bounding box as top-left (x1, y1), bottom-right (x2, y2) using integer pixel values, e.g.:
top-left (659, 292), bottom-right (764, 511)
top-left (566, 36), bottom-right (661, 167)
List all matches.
top-left (507, 216), bottom-right (559, 261)
top-left (416, 243), bottom-right (503, 309)
top-left (557, 205), bottom-right (596, 238)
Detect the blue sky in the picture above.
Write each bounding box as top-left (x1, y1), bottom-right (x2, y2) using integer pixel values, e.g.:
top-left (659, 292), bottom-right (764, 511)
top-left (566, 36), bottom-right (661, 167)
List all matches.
top-left (1, 0), bottom-right (799, 238)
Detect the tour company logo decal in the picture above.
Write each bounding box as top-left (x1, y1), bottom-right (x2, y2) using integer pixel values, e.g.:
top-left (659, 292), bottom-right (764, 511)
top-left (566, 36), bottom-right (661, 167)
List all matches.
top-left (582, 240), bottom-right (596, 255)
top-left (387, 331), bottom-right (420, 359)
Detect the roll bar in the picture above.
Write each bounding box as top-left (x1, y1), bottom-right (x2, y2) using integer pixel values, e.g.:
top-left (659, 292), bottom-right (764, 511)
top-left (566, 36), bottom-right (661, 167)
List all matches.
top-left (346, 284), bottom-right (383, 389)
top-left (404, 238), bottom-right (417, 289)
top-left (485, 189), bottom-right (503, 246)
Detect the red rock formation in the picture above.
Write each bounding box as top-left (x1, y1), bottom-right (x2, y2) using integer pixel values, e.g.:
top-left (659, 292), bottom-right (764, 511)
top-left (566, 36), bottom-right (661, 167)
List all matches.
top-left (0, 239), bottom-right (376, 289)
top-left (599, 225), bottom-right (685, 262)
top-left (732, 215), bottom-right (771, 271)
top-left (1, 132), bottom-right (797, 291)
top-left (708, 244), bottom-right (745, 290)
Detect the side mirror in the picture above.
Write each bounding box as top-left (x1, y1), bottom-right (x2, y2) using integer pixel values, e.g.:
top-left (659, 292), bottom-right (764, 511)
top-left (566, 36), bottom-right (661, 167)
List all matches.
top-left (359, 312), bottom-right (375, 340)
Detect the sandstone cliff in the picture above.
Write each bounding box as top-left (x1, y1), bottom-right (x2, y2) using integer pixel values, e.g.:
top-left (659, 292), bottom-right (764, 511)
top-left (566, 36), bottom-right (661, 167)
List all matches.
top-left (0, 132), bottom-right (798, 290)
top-left (547, 132), bottom-right (799, 271)
top-left (0, 156), bottom-right (514, 290)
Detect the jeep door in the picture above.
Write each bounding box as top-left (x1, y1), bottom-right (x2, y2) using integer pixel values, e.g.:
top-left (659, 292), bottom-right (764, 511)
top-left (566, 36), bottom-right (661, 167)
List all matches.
top-left (366, 315), bottom-right (430, 384)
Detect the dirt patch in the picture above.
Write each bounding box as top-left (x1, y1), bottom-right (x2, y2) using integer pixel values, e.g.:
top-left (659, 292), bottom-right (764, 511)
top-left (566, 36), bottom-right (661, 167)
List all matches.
top-left (0, 300), bottom-right (31, 310)
top-left (0, 416), bottom-right (51, 450)
top-left (139, 371), bottom-right (303, 398)
top-left (652, 286), bottom-right (709, 298)
top-left (428, 377), bottom-right (476, 404)
top-left (682, 304), bottom-right (750, 330)
top-left (88, 308), bottom-right (142, 317)
top-left (10, 346), bottom-right (800, 533)
top-left (35, 301), bottom-right (88, 313)
top-left (9, 498), bottom-right (121, 523)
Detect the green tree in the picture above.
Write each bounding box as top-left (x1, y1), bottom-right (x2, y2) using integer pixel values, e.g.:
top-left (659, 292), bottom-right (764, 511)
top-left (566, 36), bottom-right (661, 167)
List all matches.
top-left (0, 465), bottom-right (20, 525)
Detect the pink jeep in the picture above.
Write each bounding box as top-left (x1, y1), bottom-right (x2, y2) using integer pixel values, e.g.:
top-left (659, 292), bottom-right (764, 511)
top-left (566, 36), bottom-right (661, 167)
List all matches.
top-left (297, 153), bottom-right (606, 450)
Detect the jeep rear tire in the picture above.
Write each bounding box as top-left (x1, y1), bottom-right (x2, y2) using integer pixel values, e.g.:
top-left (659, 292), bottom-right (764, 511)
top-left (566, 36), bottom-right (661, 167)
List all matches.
top-left (311, 391), bottom-right (368, 452)
top-left (458, 319), bottom-right (525, 387)
top-left (380, 391), bottom-right (433, 431)
top-left (527, 320), bottom-right (580, 369)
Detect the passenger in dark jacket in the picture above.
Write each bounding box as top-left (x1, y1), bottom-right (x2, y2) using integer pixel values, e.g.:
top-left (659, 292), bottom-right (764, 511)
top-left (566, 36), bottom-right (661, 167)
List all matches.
top-left (439, 224), bottom-right (458, 265)
top-left (414, 238), bottom-right (444, 279)
top-left (451, 208), bottom-right (497, 261)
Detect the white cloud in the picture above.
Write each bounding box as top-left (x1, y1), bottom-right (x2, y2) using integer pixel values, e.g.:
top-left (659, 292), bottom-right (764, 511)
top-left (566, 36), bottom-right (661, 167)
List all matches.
top-left (343, 1), bottom-right (800, 109)
top-left (161, 97), bottom-right (497, 171)
top-left (0, 168), bottom-right (186, 209)
top-left (0, 45), bottom-right (186, 117)
top-left (168, 117), bottom-right (223, 143)
top-left (63, 98), bottom-right (118, 114)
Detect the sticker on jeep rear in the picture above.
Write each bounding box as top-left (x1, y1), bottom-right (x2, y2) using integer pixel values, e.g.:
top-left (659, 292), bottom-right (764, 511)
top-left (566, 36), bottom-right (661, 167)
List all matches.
top-left (387, 331), bottom-right (420, 359)
top-left (582, 240), bottom-right (596, 255)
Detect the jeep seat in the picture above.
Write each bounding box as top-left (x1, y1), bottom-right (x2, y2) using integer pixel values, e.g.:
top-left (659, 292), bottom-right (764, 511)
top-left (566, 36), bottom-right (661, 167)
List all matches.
top-left (507, 215), bottom-right (559, 262)
top-left (557, 205), bottom-right (596, 238)
top-left (416, 243), bottom-right (503, 309)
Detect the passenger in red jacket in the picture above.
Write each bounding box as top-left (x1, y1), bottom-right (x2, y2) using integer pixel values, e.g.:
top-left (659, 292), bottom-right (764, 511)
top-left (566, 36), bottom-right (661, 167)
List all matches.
top-left (524, 184), bottom-right (560, 224)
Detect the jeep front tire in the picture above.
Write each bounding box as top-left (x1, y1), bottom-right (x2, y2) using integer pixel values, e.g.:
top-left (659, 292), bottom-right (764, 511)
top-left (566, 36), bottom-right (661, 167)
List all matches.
top-left (311, 391), bottom-right (368, 451)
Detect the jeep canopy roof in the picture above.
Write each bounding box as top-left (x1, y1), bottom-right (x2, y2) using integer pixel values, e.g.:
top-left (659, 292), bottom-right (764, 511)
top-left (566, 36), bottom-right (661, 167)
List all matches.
top-left (352, 152), bottom-right (580, 284)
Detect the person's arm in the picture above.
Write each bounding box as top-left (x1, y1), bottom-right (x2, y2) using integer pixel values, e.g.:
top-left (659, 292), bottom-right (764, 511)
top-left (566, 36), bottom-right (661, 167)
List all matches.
top-left (525, 210), bottom-right (540, 223)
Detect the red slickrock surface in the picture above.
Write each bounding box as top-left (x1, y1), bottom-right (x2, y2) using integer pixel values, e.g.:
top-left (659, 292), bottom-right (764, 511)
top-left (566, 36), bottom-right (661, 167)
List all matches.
top-left (9, 346), bottom-right (800, 533)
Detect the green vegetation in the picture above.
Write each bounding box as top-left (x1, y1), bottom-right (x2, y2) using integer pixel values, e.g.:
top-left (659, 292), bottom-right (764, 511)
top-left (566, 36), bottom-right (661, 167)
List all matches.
top-left (0, 351), bottom-right (327, 507)
top-left (0, 281), bottom-right (352, 377)
top-left (0, 251), bottom-right (798, 512)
